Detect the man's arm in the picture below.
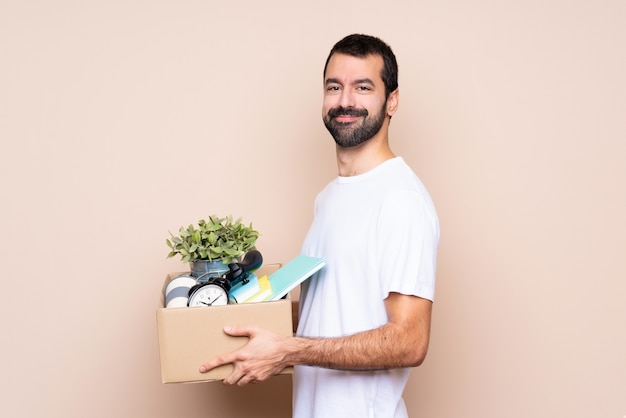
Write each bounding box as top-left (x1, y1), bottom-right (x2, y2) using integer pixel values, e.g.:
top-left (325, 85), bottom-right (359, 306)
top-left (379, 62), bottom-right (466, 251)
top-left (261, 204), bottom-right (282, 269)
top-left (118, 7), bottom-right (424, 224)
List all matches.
top-left (290, 292), bottom-right (432, 370)
top-left (199, 292), bottom-right (432, 386)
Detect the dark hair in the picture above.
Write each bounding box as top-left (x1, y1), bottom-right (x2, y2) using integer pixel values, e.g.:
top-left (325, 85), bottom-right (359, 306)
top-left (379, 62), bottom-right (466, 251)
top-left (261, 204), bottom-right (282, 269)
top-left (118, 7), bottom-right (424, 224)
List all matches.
top-left (323, 34), bottom-right (399, 98)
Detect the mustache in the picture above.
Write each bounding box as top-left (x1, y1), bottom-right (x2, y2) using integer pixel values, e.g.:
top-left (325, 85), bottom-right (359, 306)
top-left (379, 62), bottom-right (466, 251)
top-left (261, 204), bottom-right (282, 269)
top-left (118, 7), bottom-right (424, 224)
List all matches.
top-left (327, 107), bottom-right (369, 119)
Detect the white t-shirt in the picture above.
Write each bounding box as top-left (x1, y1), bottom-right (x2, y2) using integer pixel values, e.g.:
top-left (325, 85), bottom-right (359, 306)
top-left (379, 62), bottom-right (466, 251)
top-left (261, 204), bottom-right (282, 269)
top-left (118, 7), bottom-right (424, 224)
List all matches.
top-left (293, 157), bottom-right (439, 418)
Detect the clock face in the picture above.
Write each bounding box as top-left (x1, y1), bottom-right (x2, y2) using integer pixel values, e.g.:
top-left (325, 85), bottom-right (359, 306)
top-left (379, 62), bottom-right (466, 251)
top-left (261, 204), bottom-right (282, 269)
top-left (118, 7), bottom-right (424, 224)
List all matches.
top-left (188, 284), bottom-right (228, 307)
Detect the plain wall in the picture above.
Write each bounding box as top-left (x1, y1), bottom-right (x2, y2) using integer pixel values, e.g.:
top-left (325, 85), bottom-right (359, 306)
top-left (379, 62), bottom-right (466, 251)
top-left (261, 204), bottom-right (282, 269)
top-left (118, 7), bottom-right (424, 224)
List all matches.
top-left (1, 1), bottom-right (624, 417)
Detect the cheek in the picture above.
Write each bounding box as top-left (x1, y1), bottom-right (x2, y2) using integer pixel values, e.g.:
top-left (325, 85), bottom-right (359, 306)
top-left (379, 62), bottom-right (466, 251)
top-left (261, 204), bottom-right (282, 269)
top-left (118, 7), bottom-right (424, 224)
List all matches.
top-left (322, 98), bottom-right (334, 116)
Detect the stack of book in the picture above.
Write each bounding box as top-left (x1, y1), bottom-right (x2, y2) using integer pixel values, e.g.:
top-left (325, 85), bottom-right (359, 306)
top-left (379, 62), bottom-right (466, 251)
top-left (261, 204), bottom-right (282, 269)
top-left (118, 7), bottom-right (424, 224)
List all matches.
top-left (229, 255), bottom-right (325, 303)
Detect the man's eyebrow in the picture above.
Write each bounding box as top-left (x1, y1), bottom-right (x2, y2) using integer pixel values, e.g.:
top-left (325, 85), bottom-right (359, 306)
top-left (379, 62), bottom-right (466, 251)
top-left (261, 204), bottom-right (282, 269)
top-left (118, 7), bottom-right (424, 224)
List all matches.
top-left (324, 77), bottom-right (376, 86)
top-left (353, 78), bottom-right (375, 86)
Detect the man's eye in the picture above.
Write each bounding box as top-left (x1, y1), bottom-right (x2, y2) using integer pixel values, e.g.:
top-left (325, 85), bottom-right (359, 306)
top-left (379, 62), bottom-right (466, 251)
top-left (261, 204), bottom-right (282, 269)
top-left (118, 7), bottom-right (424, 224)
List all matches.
top-left (357, 85), bottom-right (372, 91)
top-left (327, 85), bottom-right (340, 92)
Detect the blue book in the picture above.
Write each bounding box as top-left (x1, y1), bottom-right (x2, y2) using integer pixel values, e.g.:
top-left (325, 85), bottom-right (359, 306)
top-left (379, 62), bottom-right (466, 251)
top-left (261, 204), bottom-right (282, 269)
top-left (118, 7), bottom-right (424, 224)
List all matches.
top-left (268, 255), bottom-right (326, 301)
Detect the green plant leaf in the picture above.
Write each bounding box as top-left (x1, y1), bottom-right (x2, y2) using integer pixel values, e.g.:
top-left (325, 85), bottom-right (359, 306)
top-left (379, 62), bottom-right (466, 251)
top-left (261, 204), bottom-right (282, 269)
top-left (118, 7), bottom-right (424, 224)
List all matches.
top-left (166, 214), bottom-right (259, 264)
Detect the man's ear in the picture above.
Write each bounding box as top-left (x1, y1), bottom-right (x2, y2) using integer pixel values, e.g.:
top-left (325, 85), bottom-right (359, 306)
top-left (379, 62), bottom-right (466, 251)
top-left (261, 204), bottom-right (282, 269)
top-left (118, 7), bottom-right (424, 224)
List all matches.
top-left (386, 89), bottom-right (399, 117)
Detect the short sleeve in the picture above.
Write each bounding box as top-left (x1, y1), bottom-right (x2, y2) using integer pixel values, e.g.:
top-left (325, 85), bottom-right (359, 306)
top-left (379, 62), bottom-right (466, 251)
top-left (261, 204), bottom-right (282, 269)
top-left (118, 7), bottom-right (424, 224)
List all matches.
top-left (376, 190), bottom-right (440, 301)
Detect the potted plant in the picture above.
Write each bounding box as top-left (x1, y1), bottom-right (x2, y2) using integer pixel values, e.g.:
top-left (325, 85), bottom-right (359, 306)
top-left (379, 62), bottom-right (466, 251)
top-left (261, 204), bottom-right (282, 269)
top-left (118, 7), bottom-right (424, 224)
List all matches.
top-left (166, 215), bottom-right (260, 280)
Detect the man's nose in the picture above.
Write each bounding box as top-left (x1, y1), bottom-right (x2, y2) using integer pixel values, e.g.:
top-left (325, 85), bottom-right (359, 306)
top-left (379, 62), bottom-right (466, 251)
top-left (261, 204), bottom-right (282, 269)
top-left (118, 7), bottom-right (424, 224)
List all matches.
top-left (339, 89), bottom-right (355, 108)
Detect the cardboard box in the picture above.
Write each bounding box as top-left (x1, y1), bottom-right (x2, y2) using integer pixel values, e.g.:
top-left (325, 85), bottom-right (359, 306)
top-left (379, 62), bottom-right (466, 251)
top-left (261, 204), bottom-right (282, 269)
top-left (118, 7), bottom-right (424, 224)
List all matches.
top-left (157, 264), bottom-right (293, 384)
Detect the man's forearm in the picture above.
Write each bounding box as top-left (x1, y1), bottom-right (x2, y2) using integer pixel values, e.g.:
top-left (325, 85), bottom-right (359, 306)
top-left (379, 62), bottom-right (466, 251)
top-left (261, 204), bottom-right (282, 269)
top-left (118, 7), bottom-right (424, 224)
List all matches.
top-left (285, 322), bottom-right (428, 371)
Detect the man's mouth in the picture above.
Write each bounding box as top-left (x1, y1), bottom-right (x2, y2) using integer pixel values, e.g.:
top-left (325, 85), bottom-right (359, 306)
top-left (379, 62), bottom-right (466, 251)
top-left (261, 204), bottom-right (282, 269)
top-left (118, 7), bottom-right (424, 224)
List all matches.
top-left (334, 115), bottom-right (360, 123)
top-left (328, 107), bottom-right (368, 123)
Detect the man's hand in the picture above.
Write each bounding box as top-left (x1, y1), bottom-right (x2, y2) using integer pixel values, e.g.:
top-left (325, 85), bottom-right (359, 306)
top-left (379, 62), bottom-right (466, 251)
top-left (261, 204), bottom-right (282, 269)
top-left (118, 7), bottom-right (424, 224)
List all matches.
top-left (199, 325), bottom-right (291, 386)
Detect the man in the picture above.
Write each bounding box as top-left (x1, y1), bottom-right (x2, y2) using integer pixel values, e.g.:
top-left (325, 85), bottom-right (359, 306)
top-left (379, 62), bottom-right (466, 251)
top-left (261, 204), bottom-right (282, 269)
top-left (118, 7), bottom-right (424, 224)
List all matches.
top-left (199, 34), bottom-right (440, 418)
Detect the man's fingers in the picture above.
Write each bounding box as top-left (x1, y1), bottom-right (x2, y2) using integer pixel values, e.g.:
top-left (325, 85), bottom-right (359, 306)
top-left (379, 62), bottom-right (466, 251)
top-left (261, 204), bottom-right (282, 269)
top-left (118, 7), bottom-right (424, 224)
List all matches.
top-left (221, 363), bottom-right (254, 386)
top-left (199, 353), bottom-right (234, 373)
top-left (198, 325), bottom-right (253, 373)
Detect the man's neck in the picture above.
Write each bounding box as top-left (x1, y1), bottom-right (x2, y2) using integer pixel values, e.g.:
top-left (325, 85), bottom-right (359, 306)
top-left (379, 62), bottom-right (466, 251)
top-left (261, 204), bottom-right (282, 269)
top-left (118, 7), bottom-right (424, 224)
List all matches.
top-left (335, 134), bottom-right (395, 177)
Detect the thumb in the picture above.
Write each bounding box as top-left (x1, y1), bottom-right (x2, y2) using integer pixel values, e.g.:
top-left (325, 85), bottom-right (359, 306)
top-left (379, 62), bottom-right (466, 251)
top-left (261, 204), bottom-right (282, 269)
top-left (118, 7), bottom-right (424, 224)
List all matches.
top-left (223, 324), bottom-right (254, 337)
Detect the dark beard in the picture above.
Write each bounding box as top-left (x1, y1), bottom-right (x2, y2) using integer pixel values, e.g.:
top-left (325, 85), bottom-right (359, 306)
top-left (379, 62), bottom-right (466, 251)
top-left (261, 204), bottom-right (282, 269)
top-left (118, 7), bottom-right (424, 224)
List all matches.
top-left (323, 101), bottom-right (387, 148)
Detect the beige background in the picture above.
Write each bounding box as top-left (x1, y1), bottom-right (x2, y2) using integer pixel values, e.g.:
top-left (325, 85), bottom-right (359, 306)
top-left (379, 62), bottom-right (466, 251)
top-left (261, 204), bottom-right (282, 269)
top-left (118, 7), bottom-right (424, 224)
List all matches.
top-left (1, 1), bottom-right (624, 417)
